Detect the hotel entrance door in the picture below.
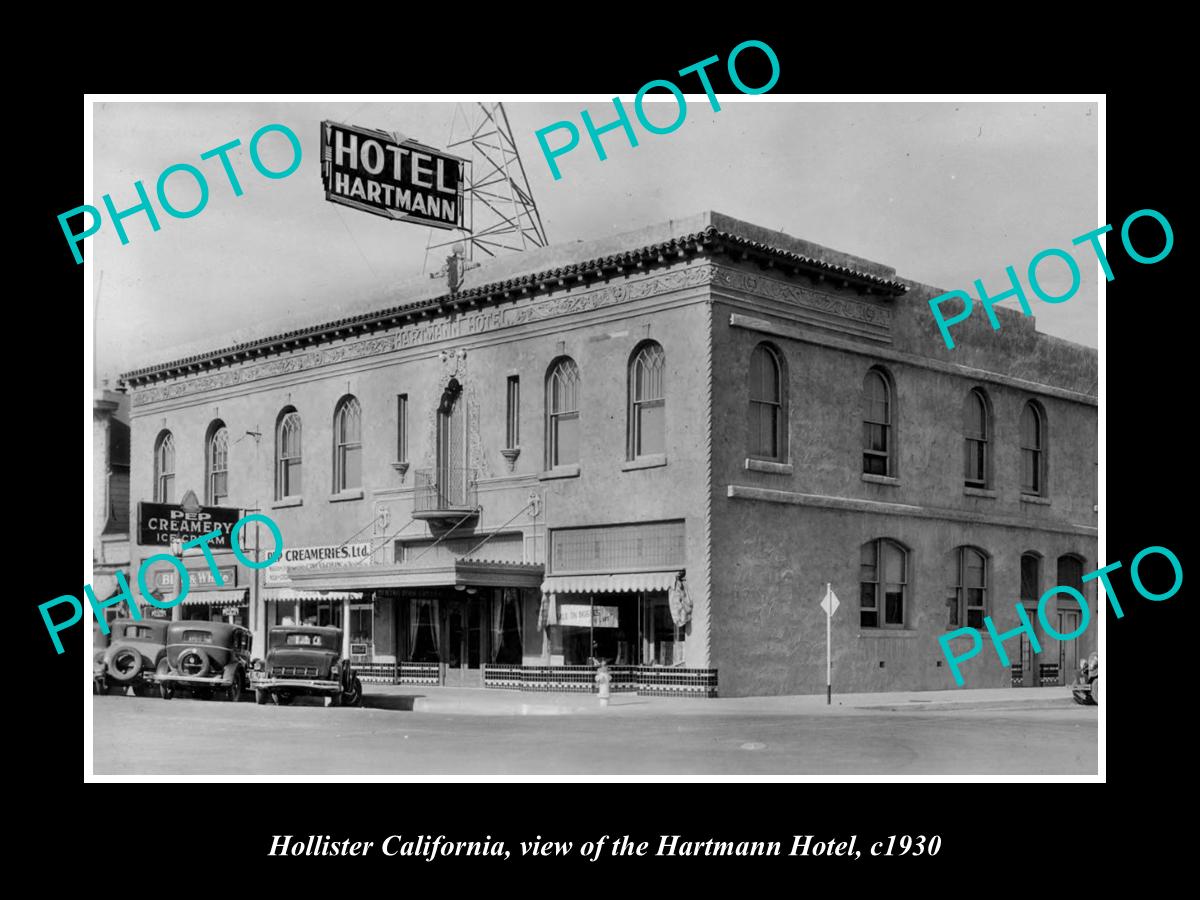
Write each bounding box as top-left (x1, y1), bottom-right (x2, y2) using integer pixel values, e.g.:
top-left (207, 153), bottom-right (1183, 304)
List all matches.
top-left (444, 598), bottom-right (483, 687)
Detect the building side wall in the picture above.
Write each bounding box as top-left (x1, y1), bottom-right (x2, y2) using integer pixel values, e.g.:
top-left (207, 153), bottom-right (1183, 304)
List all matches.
top-left (706, 265), bottom-right (1097, 697)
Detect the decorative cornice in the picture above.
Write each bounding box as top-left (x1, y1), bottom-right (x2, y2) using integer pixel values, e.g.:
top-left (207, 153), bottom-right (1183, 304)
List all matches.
top-left (128, 264), bottom-right (716, 407)
top-left (119, 226), bottom-right (908, 389)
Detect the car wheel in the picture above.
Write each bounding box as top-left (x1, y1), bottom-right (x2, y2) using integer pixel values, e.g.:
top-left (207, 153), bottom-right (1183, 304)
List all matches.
top-left (108, 648), bottom-right (144, 684)
top-left (343, 676), bottom-right (363, 708)
top-left (1072, 690), bottom-right (1088, 705)
top-left (177, 649), bottom-right (211, 678)
top-left (255, 689), bottom-right (269, 705)
top-left (225, 670), bottom-right (244, 703)
top-left (1090, 675), bottom-right (1099, 706)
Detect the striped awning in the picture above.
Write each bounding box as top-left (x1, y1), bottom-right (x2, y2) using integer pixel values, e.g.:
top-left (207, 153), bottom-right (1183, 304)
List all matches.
top-left (540, 572), bottom-right (681, 595)
top-left (180, 589), bottom-right (248, 607)
top-left (262, 588), bottom-right (363, 602)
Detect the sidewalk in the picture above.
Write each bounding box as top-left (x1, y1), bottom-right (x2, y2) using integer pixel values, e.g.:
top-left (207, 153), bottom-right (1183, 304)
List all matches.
top-left (359, 683), bottom-right (1081, 717)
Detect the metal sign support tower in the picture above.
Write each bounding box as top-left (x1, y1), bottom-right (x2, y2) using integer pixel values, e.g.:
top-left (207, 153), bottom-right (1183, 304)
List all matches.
top-left (425, 102), bottom-right (549, 267)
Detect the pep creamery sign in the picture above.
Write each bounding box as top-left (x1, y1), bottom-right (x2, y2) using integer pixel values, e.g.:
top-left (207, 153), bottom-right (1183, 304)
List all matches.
top-left (138, 501), bottom-right (240, 548)
top-left (320, 121), bottom-right (466, 230)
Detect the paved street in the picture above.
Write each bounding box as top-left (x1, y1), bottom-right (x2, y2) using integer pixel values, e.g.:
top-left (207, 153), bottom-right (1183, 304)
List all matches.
top-left (92, 688), bottom-right (1097, 776)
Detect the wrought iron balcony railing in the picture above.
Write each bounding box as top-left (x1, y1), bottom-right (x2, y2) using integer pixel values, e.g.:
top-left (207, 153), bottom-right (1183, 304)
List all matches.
top-left (413, 467), bottom-right (479, 516)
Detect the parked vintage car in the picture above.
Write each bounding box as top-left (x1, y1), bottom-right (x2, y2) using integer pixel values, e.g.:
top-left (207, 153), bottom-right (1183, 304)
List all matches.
top-left (96, 618), bottom-right (170, 696)
top-left (250, 626), bottom-right (363, 707)
top-left (1071, 651), bottom-right (1099, 706)
top-left (155, 620), bottom-right (253, 701)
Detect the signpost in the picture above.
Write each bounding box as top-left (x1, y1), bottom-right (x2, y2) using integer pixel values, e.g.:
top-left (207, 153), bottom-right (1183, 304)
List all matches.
top-left (320, 121), bottom-right (467, 230)
top-left (819, 583), bottom-right (840, 705)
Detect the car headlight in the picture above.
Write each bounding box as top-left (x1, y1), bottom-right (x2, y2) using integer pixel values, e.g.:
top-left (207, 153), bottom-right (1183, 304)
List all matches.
top-left (253, 659), bottom-right (264, 672)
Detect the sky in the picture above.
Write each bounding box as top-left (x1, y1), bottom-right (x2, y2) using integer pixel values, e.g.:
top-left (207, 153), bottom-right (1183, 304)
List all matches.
top-left (90, 99), bottom-right (1098, 387)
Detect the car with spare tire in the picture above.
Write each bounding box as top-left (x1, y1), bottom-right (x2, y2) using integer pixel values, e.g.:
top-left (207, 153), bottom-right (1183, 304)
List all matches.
top-left (155, 620), bottom-right (253, 701)
top-left (250, 625), bottom-right (363, 707)
top-left (95, 617), bottom-right (170, 696)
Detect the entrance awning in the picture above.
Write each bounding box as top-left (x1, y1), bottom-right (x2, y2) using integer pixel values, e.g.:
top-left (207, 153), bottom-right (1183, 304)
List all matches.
top-left (262, 588), bottom-right (363, 602)
top-left (540, 571), bottom-right (681, 595)
top-left (180, 589), bottom-right (248, 607)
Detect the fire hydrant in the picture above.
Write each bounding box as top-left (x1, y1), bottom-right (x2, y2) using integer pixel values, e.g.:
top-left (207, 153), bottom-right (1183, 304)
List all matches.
top-left (595, 661), bottom-right (611, 708)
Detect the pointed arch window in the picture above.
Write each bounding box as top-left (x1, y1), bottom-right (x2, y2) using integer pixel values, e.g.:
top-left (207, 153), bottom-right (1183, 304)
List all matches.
top-left (546, 358), bottom-right (580, 468)
top-left (628, 342), bottom-right (665, 459)
top-left (276, 408), bottom-right (302, 500)
top-left (154, 431), bottom-right (175, 503)
top-left (206, 422), bottom-right (229, 505)
top-left (333, 396), bottom-right (362, 491)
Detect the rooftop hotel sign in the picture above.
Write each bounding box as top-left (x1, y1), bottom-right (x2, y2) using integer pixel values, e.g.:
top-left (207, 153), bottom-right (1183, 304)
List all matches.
top-left (320, 121), bottom-right (466, 230)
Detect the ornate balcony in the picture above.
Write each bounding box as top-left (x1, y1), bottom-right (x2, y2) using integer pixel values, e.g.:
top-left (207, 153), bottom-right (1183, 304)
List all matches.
top-left (413, 467), bottom-right (479, 521)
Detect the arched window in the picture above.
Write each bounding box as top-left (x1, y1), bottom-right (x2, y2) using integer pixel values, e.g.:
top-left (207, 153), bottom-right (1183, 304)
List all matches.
top-left (1020, 401), bottom-right (1046, 495)
top-left (963, 388), bottom-right (990, 488)
top-left (333, 396), bottom-right (362, 492)
top-left (276, 408), bottom-right (302, 500)
top-left (1020, 552), bottom-right (1042, 604)
top-left (862, 368), bottom-right (893, 476)
top-left (628, 341), bottom-right (665, 459)
top-left (546, 357), bottom-right (580, 468)
top-left (206, 421), bottom-right (229, 505)
top-left (860, 538), bottom-right (908, 628)
top-left (1057, 554), bottom-right (1085, 594)
top-left (153, 431), bottom-right (175, 503)
top-left (749, 343), bottom-right (786, 461)
top-left (952, 546), bottom-right (988, 629)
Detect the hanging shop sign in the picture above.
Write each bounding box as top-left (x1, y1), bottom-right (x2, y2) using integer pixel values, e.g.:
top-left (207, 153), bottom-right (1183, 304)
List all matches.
top-left (320, 121), bottom-right (466, 230)
top-left (558, 604), bottom-right (620, 629)
top-left (137, 501), bottom-right (241, 548)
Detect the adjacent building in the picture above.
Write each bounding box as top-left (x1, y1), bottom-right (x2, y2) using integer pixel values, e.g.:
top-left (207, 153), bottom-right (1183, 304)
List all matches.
top-left (117, 212), bottom-right (1098, 697)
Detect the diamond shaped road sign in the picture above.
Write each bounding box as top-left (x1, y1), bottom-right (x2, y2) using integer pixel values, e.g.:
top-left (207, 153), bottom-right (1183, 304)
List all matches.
top-left (820, 587), bottom-right (840, 617)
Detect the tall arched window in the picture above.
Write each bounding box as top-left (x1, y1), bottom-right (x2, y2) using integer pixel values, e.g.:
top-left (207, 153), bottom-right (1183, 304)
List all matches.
top-left (546, 357), bottom-right (580, 468)
top-left (749, 343), bottom-right (786, 461)
top-left (206, 421), bottom-right (229, 505)
top-left (1057, 554), bottom-right (1085, 594)
top-left (860, 538), bottom-right (908, 628)
top-left (963, 389), bottom-right (990, 488)
top-left (862, 367), bottom-right (893, 476)
top-left (1020, 552), bottom-right (1042, 604)
top-left (1020, 401), bottom-right (1046, 495)
top-left (953, 546), bottom-right (988, 629)
top-left (628, 341), bottom-right (665, 459)
top-left (276, 408), bottom-right (302, 500)
top-left (333, 396), bottom-right (362, 492)
top-left (153, 431), bottom-right (175, 503)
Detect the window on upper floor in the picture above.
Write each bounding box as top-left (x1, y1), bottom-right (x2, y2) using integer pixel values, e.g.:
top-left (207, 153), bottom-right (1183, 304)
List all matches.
top-left (862, 367), bottom-right (894, 476)
top-left (546, 357), bottom-right (580, 468)
top-left (333, 395), bottom-right (362, 492)
top-left (505, 377), bottom-right (519, 450)
top-left (860, 538), bottom-right (908, 628)
top-left (153, 430), bottom-right (175, 503)
top-left (206, 421), bottom-right (229, 506)
top-left (1020, 401), bottom-right (1047, 496)
top-left (276, 408), bottom-right (302, 499)
top-left (749, 343), bottom-right (787, 461)
top-left (963, 388), bottom-right (990, 489)
top-left (628, 341), bottom-right (665, 459)
top-left (951, 546), bottom-right (989, 629)
top-left (396, 394), bottom-right (408, 463)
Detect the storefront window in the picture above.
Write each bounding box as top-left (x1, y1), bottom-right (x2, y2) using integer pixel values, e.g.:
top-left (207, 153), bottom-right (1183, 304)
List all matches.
top-left (550, 592), bottom-right (682, 666)
top-left (350, 605), bottom-right (373, 645)
top-left (408, 598), bottom-right (441, 662)
top-left (491, 589), bottom-right (523, 664)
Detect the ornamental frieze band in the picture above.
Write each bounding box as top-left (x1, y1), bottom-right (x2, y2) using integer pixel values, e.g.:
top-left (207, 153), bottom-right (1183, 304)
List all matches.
top-left (711, 267), bottom-right (894, 332)
top-left (132, 265), bottom-right (717, 407)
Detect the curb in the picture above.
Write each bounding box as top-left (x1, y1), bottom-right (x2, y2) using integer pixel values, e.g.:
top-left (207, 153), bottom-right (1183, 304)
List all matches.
top-left (854, 698), bottom-right (1080, 713)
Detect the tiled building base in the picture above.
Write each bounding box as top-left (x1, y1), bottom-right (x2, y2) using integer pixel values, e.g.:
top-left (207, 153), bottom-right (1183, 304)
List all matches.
top-left (483, 664), bottom-right (719, 698)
